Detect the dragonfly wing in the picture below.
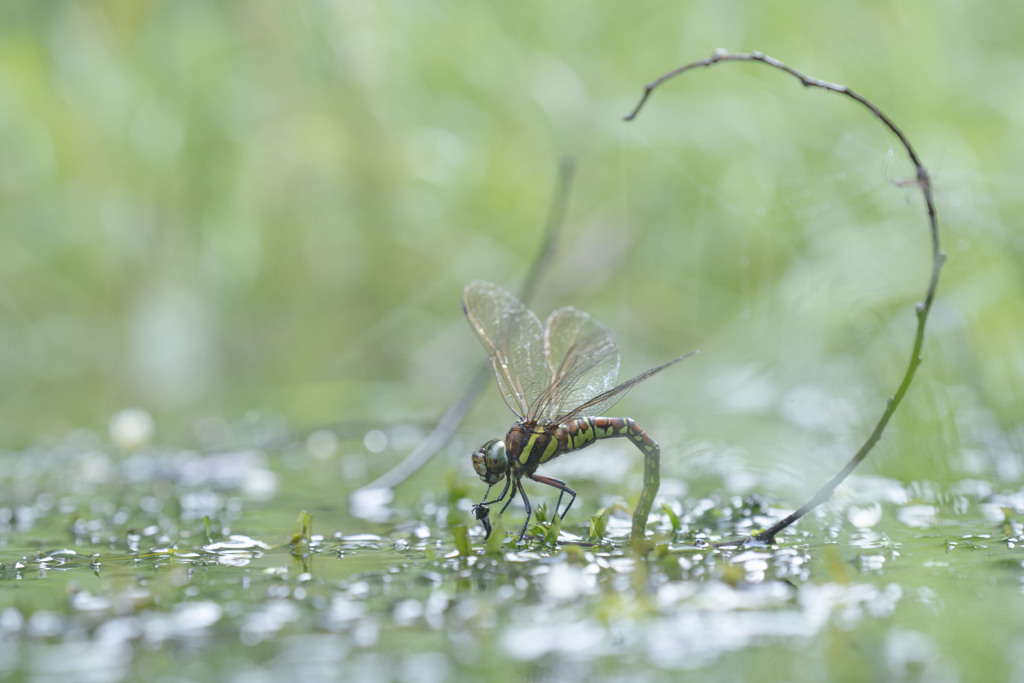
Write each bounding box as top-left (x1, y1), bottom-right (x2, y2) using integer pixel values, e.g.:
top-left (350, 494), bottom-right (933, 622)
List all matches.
top-left (560, 351), bottom-right (698, 421)
top-left (463, 281), bottom-right (549, 418)
top-left (530, 306), bottom-right (620, 421)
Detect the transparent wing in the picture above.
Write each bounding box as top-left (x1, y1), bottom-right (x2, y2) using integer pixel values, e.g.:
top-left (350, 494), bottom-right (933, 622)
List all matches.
top-left (462, 280), bottom-right (550, 419)
top-left (529, 306), bottom-right (620, 422)
top-left (559, 351), bottom-right (698, 421)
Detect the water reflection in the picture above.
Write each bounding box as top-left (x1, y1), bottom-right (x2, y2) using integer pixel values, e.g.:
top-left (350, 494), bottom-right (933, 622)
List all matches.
top-left (203, 535), bottom-right (270, 567)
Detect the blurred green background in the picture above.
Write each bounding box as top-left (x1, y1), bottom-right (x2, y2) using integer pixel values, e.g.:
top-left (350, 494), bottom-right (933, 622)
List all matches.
top-left (3, 3), bottom-right (1024, 682)
top-left (1, 0), bottom-right (1020, 491)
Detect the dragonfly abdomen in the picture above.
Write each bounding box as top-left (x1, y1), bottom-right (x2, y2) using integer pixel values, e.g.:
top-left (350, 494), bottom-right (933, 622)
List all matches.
top-left (565, 417), bottom-right (659, 456)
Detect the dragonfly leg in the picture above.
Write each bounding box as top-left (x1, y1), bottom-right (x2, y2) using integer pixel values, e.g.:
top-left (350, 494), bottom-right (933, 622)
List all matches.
top-left (474, 477), bottom-right (513, 539)
top-left (529, 473), bottom-right (577, 520)
top-left (479, 477), bottom-right (512, 508)
top-left (475, 475), bottom-right (533, 541)
top-left (477, 483), bottom-right (493, 504)
top-left (499, 478), bottom-right (518, 516)
top-left (514, 478), bottom-right (532, 543)
top-left (472, 484), bottom-right (492, 537)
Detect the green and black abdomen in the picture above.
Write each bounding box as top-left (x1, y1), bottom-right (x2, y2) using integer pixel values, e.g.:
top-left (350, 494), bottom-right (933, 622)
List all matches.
top-left (505, 416), bottom-right (661, 478)
top-left (565, 417), bottom-right (660, 456)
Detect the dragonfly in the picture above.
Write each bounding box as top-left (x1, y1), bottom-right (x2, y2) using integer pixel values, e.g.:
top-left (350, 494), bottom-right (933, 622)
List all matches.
top-left (463, 280), bottom-right (694, 542)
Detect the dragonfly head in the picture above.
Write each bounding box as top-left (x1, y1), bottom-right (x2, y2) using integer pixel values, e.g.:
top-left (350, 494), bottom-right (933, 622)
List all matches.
top-left (471, 438), bottom-right (507, 484)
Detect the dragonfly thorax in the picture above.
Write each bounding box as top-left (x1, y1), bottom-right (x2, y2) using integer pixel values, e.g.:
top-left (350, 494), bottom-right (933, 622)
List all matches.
top-left (471, 439), bottom-right (507, 484)
top-left (505, 420), bottom-right (569, 474)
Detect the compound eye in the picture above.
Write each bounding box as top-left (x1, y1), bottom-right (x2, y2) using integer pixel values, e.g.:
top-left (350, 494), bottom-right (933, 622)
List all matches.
top-left (483, 439), bottom-right (507, 472)
top-left (471, 439), bottom-right (507, 484)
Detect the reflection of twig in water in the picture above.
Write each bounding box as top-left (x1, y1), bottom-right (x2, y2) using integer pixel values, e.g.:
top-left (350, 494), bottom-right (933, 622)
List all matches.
top-left (348, 159), bottom-right (576, 521)
top-left (625, 50), bottom-right (944, 545)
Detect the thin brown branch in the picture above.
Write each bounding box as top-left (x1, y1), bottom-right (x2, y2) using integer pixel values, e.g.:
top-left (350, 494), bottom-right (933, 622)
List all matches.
top-left (625, 50), bottom-right (944, 545)
top-left (348, 159), bottom-right (576, 519)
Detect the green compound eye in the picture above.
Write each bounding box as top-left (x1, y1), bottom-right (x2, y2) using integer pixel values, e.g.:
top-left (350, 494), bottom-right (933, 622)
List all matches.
top-left (471, 439), bottom-right (507, 484)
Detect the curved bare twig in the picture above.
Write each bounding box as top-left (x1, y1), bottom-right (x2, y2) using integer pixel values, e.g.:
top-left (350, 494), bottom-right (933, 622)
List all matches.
top-left (625, 50), bottom-right (944, 544)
